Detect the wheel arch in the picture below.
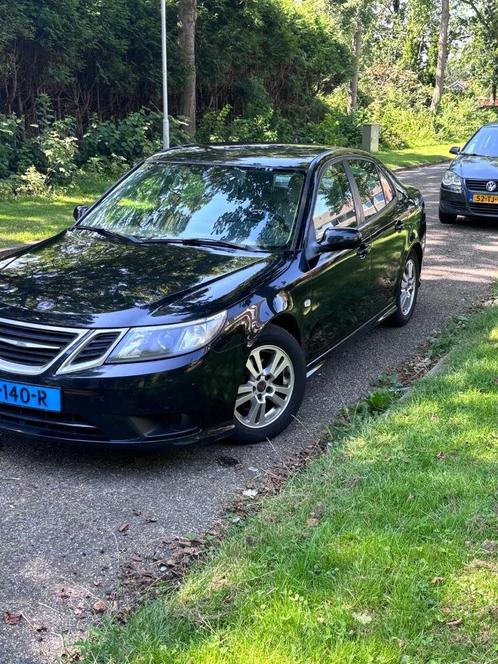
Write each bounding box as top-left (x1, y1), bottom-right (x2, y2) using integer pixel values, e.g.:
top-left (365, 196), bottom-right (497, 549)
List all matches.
top-left (266, 313), bottom-right (302, 346)
top-left (410, 242), bottom-right (423, 273)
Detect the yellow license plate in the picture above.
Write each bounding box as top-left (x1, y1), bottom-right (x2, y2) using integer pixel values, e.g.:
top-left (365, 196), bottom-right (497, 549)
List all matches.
top-left (472, 193), bottom-right (498, 204)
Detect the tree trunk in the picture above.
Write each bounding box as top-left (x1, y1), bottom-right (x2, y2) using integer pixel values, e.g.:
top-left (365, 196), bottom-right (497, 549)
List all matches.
top-left (430, 0), bottom-right (449, 113)
top-left (348, 24), bottom-right (362, 114)
top-left (177, 0), bottom-right (197, 136)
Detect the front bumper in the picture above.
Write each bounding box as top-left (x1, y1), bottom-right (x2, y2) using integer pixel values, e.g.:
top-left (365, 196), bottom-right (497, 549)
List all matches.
top-left (440, 186), bottom-right (498, 218)
top-left (0, 342), bottom-right (245, 448)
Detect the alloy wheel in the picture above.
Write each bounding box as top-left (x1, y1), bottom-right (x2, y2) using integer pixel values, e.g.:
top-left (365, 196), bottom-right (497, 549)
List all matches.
top-left (400, 258), bottom-right (417, 316)
top-left (234, 344), bottom-right (295, 429)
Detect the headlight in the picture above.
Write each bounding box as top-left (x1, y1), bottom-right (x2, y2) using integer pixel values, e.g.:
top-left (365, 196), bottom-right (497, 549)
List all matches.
top-left (442, 170), bottom-right (462, 192)
top-left (107, 311), bottom-right (227, 363)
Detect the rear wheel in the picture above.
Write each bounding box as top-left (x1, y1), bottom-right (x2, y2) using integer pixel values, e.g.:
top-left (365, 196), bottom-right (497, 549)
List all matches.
top-left (233, 325), bottom-right (306, 444)
top-left (439, 208), bottom-right (457, 224)
top-left (387, 252), bottom-right (419, 327)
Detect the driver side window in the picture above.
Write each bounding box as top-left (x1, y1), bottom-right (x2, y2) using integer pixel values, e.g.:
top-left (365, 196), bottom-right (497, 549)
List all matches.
top-left (313, 162), bottom-right (357, 241)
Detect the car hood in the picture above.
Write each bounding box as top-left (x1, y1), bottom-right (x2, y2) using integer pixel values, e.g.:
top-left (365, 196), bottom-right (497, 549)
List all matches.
top-left (451, 154), bottom-right (498, 179)
top-left (0, 231), bottom-right (278, 327)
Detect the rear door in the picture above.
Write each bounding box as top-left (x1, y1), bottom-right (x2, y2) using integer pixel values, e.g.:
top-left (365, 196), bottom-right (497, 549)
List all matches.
top-left (347, 159), bottom-right (408, 314)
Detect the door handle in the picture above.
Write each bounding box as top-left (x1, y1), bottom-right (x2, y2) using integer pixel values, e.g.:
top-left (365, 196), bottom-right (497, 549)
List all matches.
top-left (394, 220), bottom-right (404, 232)
top-left (357, 243), bottom-right (371, 259)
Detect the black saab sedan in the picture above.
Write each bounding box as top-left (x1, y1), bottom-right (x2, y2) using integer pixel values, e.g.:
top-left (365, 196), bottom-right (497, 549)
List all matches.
top-left (440, 122), bottom-right (498, 223)
top-left (0, 145), bottom-right (425, 447)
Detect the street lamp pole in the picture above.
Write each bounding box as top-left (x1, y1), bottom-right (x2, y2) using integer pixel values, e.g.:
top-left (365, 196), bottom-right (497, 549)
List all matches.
top-left (161, 0), bottom-right (170, 150)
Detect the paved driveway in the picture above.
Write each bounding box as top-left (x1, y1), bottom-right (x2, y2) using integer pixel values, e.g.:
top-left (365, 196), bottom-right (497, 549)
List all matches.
top-left (1, 163), bottom-right (497, 663)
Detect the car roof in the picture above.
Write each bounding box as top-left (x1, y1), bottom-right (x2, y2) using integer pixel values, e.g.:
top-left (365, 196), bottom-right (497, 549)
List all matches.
top-left (150, 143), bottom-right (374, 170)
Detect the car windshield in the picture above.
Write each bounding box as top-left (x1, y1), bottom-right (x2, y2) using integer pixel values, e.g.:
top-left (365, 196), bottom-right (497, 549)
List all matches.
top-left (462, 125), bottom-right (498, 157)
top-left (79, 161), bottom-right (305, 250)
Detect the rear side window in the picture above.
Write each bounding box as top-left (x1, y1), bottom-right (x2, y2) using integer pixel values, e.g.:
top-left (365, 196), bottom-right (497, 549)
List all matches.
top-left (379, 169), bottom-right (395, 204)
top-left (312, 162), bottom-right (357, 240)
top-left (349, 160), bottom-right (387, 220)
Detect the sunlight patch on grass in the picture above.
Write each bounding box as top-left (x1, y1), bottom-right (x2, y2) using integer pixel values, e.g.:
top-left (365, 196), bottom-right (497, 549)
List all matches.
top-left (379, 143), bottom-right (455, 170)
top-left (0, 174), bottom-right (111, 248)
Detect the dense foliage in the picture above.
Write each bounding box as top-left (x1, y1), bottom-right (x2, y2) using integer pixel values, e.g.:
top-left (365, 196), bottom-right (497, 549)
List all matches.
top-left (0, 0), bottom-right (495, 196)
top-left (0, 0), bottom-right (350, 131)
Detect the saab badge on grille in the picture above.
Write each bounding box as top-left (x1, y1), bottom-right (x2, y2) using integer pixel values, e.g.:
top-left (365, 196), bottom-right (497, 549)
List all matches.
top-left (486, 180), bottom-right (497, 192)
top-left (36, 299), bottom-right (56, 312)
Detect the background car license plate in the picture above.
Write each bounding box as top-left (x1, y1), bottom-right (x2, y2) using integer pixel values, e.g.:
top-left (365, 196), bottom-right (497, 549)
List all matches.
top-left (0, 379), bottom-right (61, 412)
top-left (472, 193), bottom-right (498, 204)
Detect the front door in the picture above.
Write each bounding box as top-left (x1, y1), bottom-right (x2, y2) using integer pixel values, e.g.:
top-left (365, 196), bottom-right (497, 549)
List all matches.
top-left (304, 160), bottom-right (374, 357)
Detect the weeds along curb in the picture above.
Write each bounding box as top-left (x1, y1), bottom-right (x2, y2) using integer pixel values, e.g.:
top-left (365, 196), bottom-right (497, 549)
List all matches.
top-left (72, 289), bottom-right (498, 661)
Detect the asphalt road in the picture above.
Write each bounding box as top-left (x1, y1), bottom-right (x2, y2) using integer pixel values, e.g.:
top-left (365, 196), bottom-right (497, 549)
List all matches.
top-left (1, 163), bottom-right (497, 663)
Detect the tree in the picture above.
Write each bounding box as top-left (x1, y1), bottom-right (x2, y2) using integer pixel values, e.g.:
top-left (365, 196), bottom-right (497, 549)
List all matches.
top-left (333, 0), bottom-right (376, 114)
top-left (349, 17), bottom-right (362, 113)
top-left (430, 0), bottom-right (450, 113)
top-left (177, 0), bottom-right (197, 136)
top-left (460, 0), bottom-right (498, 102)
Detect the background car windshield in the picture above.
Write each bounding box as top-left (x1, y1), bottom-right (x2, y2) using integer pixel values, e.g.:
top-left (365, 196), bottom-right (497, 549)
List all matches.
top-left (463, 125), bottom-right (498, 157)
top-left (80, 162), bottom-right (304, 249)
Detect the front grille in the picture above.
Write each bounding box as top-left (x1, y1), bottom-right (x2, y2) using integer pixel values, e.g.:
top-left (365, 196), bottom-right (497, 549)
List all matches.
top-left (69, 331), bottom-right (121, 366)
top-left (468, 203), bottom-right (498, 215)
top-left (0, 319), bottom-right (81, 368)
top-left (466, 178), bottom-right (498, 192)
top-left (0, 402), bottom-right (106, 441)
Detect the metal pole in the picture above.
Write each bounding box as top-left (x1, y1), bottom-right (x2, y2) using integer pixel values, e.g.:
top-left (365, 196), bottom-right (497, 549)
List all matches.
top-left (161, 0), bottom-right (170, 150)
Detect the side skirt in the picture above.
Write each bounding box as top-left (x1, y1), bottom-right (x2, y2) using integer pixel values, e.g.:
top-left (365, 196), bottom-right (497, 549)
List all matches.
top-left (305, 304), bottom-right (398, 376)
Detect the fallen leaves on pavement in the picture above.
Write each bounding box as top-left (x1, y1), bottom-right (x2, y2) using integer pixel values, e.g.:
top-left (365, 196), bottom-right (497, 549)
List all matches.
top-left (92, 600), bottom-right (107, 614)
top-left (3, 611), bottom-right (22, 625)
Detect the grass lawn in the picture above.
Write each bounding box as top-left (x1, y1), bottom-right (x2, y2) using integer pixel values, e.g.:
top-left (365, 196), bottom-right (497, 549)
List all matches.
top-left (0, 174), bottom-right (113, 249)
top-left (379, 142), bottom-right (454, 170)
top-left (81, 301), bottom-right (498, 663)
top-left (0, 143), bottom-right (454, 250)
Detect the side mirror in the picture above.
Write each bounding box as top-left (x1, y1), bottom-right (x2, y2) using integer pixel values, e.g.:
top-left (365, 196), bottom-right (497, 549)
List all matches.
top-left (449, 146), bottom-right (461, 155)
top-left (317, 227), bottom-right (363, 253)
top-left (73, 205), bottom-right (89, 222)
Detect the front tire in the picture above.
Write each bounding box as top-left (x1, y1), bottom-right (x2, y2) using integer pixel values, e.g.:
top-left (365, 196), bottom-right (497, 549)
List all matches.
top-left (439, 208), bottom-right (457, 224)
top-left (387, 252), bottom-right (419, 327)
top-left (232, 325), bottom-right (306, 445)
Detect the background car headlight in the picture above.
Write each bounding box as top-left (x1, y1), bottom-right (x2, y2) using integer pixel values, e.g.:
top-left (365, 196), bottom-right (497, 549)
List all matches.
top-left (442, 169), bottom-right (462, 192)
top-left (107, 311), bottom-right (227, 362)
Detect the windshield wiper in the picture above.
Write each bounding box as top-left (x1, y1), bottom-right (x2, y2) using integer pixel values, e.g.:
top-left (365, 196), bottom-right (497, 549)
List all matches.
top-left (138, 237), bottom-right (259, 251)
top-left (76, 225), bottom-right (140, 244)
top-left (179, 237), bottom-right (255, 251)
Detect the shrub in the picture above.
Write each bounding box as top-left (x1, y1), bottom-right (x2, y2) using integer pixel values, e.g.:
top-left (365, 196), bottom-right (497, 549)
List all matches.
top-left (0, 115), bottom-right (22, 178)
top-left (303, 107), bottom-right (366, 147)
top-left (79, 111), bottom-right (190, 166)
top-left (39, 118), bottom-right (78, 185)
top-left (196, 105), bottom-right (233, 143)
top-left (14, 167), bottom-right (48, 197)
top-left (0, 108), bottom-right (189, 199)
top-left (435, 94), bottom-right (497, 142)
top-left (0, 178), bottom-right (15, 200)
top-left (371, 98), bottom-right (436, 148)
top-left (196, 104), bottom-right (290, 143)
top-left (81, 155), bottom-right (129, 178)
top-left (359, 65), bottom-right (436, 148)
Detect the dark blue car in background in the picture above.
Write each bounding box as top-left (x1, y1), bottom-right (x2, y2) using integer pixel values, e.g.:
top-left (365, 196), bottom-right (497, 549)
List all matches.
top-left (439, 122), bottom-right (498, 223)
